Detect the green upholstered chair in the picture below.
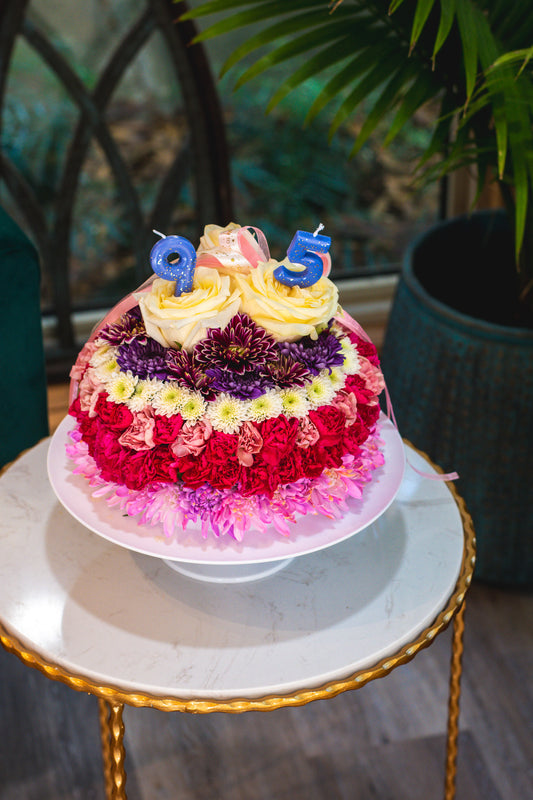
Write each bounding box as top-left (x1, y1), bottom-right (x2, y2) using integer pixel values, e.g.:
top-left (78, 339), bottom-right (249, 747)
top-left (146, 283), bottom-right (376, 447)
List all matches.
top-left (0, 207), bottom-right (48, 468)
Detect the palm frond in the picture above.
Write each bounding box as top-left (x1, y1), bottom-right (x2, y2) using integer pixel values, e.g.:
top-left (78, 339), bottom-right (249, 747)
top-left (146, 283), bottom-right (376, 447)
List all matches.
top-left (182, 0), bottom-right (533, 284)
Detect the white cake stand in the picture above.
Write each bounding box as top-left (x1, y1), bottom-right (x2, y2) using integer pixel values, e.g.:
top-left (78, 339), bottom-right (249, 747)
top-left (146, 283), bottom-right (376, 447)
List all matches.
top-left (47, 414), bottom-right (405, 583)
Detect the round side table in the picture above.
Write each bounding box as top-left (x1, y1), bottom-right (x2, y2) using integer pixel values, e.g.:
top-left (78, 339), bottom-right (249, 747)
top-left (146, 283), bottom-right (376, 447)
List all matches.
top-left (0, 437), bottom-right (475, 800)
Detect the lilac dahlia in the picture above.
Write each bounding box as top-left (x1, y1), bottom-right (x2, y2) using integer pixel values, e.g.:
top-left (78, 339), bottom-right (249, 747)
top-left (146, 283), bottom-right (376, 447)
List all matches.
top-left (117, 337), bottom-right (168, 380)
top-left (279, 329), bottom-right (344, 375)
top-left (205, 367), bottom-right (274, 399)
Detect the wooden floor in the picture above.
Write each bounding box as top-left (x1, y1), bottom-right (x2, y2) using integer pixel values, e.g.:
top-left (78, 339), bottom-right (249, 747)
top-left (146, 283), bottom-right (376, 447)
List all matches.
top-left (0, 387), bottom-right (531, 800)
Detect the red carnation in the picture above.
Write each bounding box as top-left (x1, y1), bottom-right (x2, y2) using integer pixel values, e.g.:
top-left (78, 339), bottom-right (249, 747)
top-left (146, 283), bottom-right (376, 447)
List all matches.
top-left (121, 450), bottom-right (158, 489)
top-left (178, 432), bottom-right (239, 490)
top-left (277, 450), bottom-right (304, 485)
top-left (148, 446), bottom-right (179, 484)
top-left (153, 413), bottom-right (184, 444)
top-left (308, 405), bottom-right (346, 449)
top-left (177, 451), bottom-right (213, 489)
top-left (348, 333), bottom-right (380, 366)
top-left (344, 374), bottom-right (374, 406)
top-left (206, 431), bottom-right (238, 463)
top-left (94, 395), bottom-right (134, 430)
top-left (238, 458), bottom-right (278, 497)
top-left (358, 403), bottom-right (380, 431)
top-left (257, 415), bottom-right (299, 467)
top-left (206, 458), bottom-right (240, 490)
top-left (343, 417), bottom-right (368, 455)
top-left (299, 444), bottom-right (329, 479)
top-left (69, 396), bottom-right (82, 421)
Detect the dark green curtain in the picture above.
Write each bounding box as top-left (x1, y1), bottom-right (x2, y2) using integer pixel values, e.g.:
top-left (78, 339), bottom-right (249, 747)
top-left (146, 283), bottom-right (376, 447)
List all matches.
top-left (0, 207), bottom-right (48, 467)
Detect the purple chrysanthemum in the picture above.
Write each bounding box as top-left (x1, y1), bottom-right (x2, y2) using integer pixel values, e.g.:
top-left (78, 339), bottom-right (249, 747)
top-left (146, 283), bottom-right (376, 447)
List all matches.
top-left (264, 355), bottom-right (311, 388)
top-left (205, 367), bottom-right (274, 399)
top-left (193, 313), bottom-right (277, 374)
top-left (100, 306), bottom-right (147, 346)
top-left (117, 337), bottom-right (168, 380)
top-left (165, 349), bottom-right (215, 399)
top-left (279, 329), bottom-right (344, 375)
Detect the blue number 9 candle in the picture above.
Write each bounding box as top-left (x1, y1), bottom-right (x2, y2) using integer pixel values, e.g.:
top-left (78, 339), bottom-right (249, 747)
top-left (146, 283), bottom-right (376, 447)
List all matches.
top-left (274, 226), bottom-right (331, 288)
top-left (150, 234), bottom-right (197, 296)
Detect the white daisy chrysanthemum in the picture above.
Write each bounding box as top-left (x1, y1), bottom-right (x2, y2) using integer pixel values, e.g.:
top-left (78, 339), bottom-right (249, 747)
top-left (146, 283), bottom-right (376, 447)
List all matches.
top-left (279, 387), bottom-right (309, 418)
top-left (207, 394), bottom-right (247, 434)
top-left (106, 371), bottom-right (138, 404)
top-left (180, 392), bottom-right (207, 423)
top-left (339, 337), bottom-right (360, 375)
top-left (325, 366), bottom-right (347, 391)
top-left (93, 356), bottom-right (120, 383)
top-left (306, 375), bottom-right (336, 409)
top-left (152, 383), bottom-right (188, 417)
top-left (246, 390), bottom-right (283, 423)
top-left (127, 378), bottom-right (162, 412)
top-left (91, 342), bottom-right (116, 367)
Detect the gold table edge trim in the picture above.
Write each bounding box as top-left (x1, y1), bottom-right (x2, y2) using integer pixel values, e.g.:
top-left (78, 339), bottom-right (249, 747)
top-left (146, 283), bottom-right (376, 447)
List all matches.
top-left (0, 439), bottom-right (476, 714)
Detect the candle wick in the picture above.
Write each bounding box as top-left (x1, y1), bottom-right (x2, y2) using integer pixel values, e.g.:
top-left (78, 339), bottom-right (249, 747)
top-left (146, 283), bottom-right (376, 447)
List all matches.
top-left (153, 229), bottom-right (166, 239)
top-left (313, 223), bottom-right (324, 237)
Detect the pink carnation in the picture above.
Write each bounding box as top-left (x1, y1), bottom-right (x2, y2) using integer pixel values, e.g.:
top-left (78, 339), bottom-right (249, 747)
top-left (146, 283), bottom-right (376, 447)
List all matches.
top-left (118, 407), bottom-right (156, 451)
top-left (236, 421), bottom-right (263, 467)
top-left (69, 340), bottom-right (100, 382)
top-left (295, 417), bottom-right (320, 449)
top-left (171, 419), bottom-right (212, 457)
top-left (332, 390), bottom-right (358, 426)
top-left (358, 357), bottom-right (386, 396)
top-left (78, 370), bottom-right (105, 418)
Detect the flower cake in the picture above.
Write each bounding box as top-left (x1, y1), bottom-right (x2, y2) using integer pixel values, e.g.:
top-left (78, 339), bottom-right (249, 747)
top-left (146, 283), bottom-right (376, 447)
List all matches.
top-left (67, 223), bottom-right (386, 541)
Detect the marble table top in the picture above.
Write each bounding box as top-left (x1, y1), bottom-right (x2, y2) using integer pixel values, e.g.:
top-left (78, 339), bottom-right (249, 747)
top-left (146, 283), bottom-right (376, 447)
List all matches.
top-left (0, 435), bottom-right (465, 703)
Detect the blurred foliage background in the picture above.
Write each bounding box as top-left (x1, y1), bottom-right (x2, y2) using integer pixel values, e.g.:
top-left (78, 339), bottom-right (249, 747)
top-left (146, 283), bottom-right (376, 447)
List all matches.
top-left (1, 0), bottom-right (439, 317)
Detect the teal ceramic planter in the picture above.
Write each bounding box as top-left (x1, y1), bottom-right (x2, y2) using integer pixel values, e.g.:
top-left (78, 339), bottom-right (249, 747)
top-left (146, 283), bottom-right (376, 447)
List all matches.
top-left (381, 211), bottom-right (533, 586)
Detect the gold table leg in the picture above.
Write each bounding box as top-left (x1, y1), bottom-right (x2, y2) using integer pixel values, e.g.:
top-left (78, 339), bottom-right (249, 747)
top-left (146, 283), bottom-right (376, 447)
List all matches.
top-left (98, 698), bottom-right (127, 800)
top-left (444, 600), bottom-right (466, 800)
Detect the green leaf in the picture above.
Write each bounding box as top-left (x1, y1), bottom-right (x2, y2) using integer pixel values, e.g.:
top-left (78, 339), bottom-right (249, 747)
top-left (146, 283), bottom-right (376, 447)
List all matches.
top-left (179, 0), bottom-right (260, 19)
top-left (491, 47), bottom-right (533, 75)
top-left (265, 34), bottom-right (356, 111)
top-left (416, 93), bottom-right (458, 171)
top-left (384, 70), bottom-right (438, 146)
top-left (388, 0), bottom-right (405, 13)
top-left (409, 0), bottom-right (437, 53)
top-left (180, 0), bottom-right (317, 22)
top-left (188, 0), bottom-right (325, 44)
top-left (329, 53), bottom-right (401, 138)
top-left (231, 19), bottom-right (352, 89)
top-left (432, 0), bottom-right (456, 61)
top-left (304, 49), bottom-right (380, 124)
top-left (511, 147), bottom-right (528, 258)
top-left (350, 63), bottom-right (418, 156)
top-left (455, 0), bottom-right (479, 101)
top-left (220, 8), bottom-right (352, 76)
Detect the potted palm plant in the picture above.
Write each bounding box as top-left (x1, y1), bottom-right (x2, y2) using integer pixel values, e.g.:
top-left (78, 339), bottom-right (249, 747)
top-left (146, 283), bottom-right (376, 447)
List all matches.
top-left (181, 0), bottom-right (533, 585)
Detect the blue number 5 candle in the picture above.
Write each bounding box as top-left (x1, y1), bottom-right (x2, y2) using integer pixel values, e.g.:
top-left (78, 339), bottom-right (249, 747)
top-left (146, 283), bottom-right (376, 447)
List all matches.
top-left (274, 226), bottom-right (331, 288)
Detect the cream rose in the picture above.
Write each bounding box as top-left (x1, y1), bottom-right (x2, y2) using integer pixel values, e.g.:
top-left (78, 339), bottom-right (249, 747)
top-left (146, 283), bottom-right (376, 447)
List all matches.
top-left (136, 268), bottom-right (241, 351)
top-left (232, 260), bottom-right (339, 341)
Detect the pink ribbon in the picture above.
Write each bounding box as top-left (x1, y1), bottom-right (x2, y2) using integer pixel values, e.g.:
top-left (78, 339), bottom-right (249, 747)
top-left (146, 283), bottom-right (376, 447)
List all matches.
top-left (336, 310), bottom-right (459, 482)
